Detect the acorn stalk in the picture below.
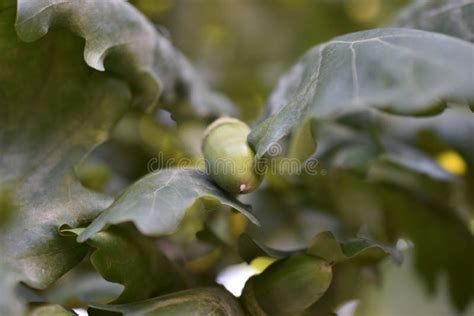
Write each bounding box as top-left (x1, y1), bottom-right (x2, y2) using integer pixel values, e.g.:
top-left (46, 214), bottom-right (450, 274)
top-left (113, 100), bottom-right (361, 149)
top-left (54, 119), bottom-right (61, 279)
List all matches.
top-left (202, 117), bottom-right (263, 194)
top-left (241, 253), bottom-right (332, 316)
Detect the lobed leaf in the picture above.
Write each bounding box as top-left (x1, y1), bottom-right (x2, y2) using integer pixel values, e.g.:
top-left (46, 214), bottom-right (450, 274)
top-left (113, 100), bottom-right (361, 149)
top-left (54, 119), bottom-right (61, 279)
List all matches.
top-left (307, 230), bottom-right (402, 265)
top-left (310, 117), bottom-right (456, 180)
top-left (0, 4), bottom-right (126, 311)
top-left (89, 287), bottom-right (245, 316)
top-left (78, 169), bottom-right (258, 242)
top-left (238, 233), bottom-right (300, 264)
top-left (394, 0), bottom-right (474, 42)
top-left (43, 272), bottom-right (123, 307)
top-left (317, 171), bottom-right (474, 311)
top-left (28, 304), bottom-right (76, 316)
top-left (15, 0), bottom-right (235, 116)
top-left (62, 225), bottom-right (187, 304)
top-left (249, 28), bottom-right (474, 159)
top-left (241, 253), bottom-right (333, 316)
top-left (379, 106), bottom-right (474, 166)
top-left (0, 0), bottom-right (238, 314)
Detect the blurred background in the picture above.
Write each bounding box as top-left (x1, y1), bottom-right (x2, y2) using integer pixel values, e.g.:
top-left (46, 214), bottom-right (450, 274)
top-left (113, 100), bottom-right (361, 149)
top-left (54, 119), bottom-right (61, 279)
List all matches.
top-left (131, 0), bottom-right (409, 121)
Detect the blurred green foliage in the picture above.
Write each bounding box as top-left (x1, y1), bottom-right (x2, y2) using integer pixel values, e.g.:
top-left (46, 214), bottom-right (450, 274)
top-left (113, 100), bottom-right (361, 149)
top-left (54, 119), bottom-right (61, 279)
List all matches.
top-left (0, 185), bottom-right (16, 228)
top-left (132, 0), bottom-right (409, 121)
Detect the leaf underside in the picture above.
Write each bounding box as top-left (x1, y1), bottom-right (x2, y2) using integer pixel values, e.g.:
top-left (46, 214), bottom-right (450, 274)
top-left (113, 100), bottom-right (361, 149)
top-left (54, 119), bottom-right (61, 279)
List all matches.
top-left (62, 225), bottom-right (187, 304)
top-left (393, 0), bottom-right (474, 43)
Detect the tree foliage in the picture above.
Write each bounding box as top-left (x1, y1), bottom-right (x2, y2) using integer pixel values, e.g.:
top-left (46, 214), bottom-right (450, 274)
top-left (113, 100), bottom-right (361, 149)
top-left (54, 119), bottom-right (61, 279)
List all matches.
top-left (0, 0), bottom-right (473, 315)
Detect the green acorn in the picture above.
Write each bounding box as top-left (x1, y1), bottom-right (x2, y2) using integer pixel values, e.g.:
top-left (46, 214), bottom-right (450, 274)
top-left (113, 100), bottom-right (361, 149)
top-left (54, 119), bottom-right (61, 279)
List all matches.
top-left (202, 117), bottom-right (263, 194)
top-left (241, 253), bottom-right (333, 316)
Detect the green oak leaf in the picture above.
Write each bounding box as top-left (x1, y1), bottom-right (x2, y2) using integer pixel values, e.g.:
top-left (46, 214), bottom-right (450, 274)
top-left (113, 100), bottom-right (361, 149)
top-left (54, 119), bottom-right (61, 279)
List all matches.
top-left (15, 0), bottom-right (235, 117)
top-left (62, 225), bottom-right (187, 304)
top-left (0, 6), bottom-right (127, 315)
top-left (249, 28), bottom-right (474, 158)
top-left (195, 224), bottom-right (230, 247)
top-left (310, 116), bottom-right (455, 180)
top-left (238, 233), bottom-right (299, 263)
top-left (307, 230), bottom-right (402, 265)
top-left (43, 272), bottom-right (123, 307)
top-left (377, 107), bottom-right (474, 216)
top-left (0, 0), bottom-right (238, 314)
top-left (89, 287), bottom-right (245, 316)
top-left (241, 253), bottom-right (333, 316)
top-left (394, 0), bottom-right (474, 42)
top-left (379, 107), bottom-right (474, 166)
top-left (78, 169), bottom-right (258, 242)
top-left (238, 231), bottom-right (400, 265)
top-left (319, 171), bottom-right (474, 311)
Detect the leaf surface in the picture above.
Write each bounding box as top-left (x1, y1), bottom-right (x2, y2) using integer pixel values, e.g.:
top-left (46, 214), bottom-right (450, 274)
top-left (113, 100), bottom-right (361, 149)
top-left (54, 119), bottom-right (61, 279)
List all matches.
top-left (0, 1), bottom-right (236, 314)
top-left (249, 28), bottom-right (474, 158)
top-left (238, 231), bottom-right (400, 265)
top-left (78, 169), bottom-right (258, 242)
top-left (15, 0), bottom-right (235, 116)
top-left (394, 0), bottom-right (474, 42)
top-left (28, 304), bottom-right (76, 316)
top-left (90, 287), bottom-right (245, 316)
top-left (307, 230), bottom-right (402, 265)
top-left (62, 225), bottom-right (187, 304)
top-left (238, 233), bottom-right (298, 263)
top-left (0, 7), bottom-right (126, 314)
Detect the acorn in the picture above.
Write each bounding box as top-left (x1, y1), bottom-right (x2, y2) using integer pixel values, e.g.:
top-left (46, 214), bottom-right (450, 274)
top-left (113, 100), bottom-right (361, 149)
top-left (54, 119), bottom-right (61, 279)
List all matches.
top-left (202, 117), bottom-right (263, 194)
top-left (241, 253), bottom-right (333, 316)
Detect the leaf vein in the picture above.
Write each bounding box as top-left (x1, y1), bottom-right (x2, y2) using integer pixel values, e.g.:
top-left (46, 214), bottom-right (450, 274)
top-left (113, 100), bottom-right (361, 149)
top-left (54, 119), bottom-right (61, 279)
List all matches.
top-left (375, 38), bottom-right (455, 74)
top-left (350, 43), bottom-right (360, 106)
top-left (16, 0), bottom-right (71, 27)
